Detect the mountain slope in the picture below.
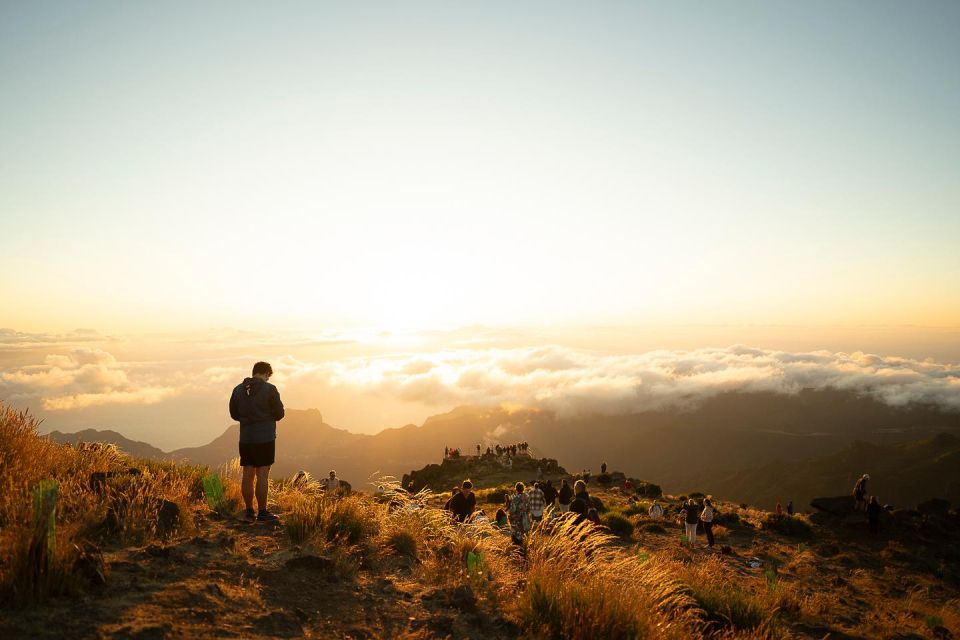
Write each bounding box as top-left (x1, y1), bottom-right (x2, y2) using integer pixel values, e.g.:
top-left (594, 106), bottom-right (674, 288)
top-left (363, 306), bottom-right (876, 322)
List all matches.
top-left (47, 428), bottom-right (168, 460)
top-left (710, 432), bottom-right (960, 510)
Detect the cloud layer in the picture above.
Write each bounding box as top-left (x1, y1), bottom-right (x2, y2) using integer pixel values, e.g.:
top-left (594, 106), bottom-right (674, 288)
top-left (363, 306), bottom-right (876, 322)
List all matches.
top-left (278, 345), bottom-right (960, 417)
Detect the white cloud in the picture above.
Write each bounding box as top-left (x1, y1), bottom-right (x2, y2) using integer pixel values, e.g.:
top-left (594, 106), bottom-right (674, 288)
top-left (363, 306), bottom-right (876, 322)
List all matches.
top-left (278, 345), bottom-right (960, 417)
top-left (0, 347), bottom-right (178, 410)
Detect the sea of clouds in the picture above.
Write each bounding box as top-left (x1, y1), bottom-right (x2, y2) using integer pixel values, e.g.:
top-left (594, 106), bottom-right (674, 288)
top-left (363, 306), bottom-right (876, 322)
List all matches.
top-left (2, 328), bottom-right (958, 418)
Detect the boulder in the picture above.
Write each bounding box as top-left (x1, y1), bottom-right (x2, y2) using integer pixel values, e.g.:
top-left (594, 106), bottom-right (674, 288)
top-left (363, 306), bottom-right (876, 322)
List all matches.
top-left (810, 495), bottom-right (855, 516)
top-left (156, 500), bottom-right (181, 538)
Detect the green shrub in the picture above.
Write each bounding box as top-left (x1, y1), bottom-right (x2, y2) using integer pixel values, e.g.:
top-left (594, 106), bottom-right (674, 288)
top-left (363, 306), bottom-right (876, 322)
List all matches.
top-left (386, 529), bottom-right (418, 560)
top-left (621, 503), bottom-right (644, 517)
top-left (640, 522), bottom-right (667, 535)
top-left (484, 488), bottom-right (509, 504)
top-left (761, 513), bottom-right (812, 538)
top-left (596, 473), bottom-right (612, 487)
top-left (602, 512), bottom-right (634, 538)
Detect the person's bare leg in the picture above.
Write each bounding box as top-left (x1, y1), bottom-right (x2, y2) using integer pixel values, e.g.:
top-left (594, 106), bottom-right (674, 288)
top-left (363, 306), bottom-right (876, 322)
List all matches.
top-left (255, 465), bottom-right (271, 512)
top-left (241, 466), bottom-right (256, 511)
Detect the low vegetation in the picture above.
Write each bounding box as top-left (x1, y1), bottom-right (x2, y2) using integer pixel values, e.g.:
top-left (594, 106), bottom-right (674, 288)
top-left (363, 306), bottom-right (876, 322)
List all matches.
top-left (1, 401), bottom-right (958, 640)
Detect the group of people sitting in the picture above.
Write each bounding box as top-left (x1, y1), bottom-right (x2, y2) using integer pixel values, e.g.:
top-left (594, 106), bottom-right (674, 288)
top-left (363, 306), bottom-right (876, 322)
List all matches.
top-left (444, 477), bottom-right (601, 543)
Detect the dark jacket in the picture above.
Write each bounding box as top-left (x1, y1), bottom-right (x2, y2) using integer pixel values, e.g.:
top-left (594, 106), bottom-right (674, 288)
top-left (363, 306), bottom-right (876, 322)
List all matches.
top-left (683, 503), bottom-right (700, 525)
top-left (866, 502), bottom-right (882, 521)
top-left (558, 484), bottom-right (574, 505)
top-left (449, 491), bottom-right (476, 522)
top-left (542, 484), bottom-right (557, 505)
top-left (570, 492), bottom-right (591, 522)
top-left (229, 377), bottom-right (285, 443)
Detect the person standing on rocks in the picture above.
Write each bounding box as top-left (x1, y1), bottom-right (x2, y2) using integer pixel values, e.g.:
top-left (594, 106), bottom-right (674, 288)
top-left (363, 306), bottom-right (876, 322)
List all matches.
top-left (700, 498), bottom-right (716, 548)
top-left (682, 499), bottom-right (700, 546)
top-left (853, 474), bottom-right (870, 511)
top-left (229, 361), bottom-right (285, 522)
top-left (786, 500), bottom-right (794, 516)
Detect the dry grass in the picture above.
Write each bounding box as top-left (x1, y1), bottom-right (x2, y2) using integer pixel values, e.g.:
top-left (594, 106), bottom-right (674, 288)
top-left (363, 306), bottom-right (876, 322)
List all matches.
top-left (0, 403), bottom-right (202, 605)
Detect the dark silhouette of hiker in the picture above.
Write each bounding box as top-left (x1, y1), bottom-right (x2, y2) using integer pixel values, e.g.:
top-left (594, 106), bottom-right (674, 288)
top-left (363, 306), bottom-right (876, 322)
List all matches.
top-left (476, 444), bottom-right (481, 456)
top-left (542, 480), bottom-right (557, 509)
top-left (569, 480), bottom-right (592, 524)
top-left (449, 480), bottom-right (476, 523)
top-left (776, 502), bottom-right (783, 515)
top-left (853, 474), bottom-right (870, 511)
top-left (600, 461), bottom-right (607, 474)
top-left (786, 500), bottom-right (794, 516)
top-left (681, 499), bottom-right (699, 545)
top-left (867, 496), bottom-right (882, 534)
top-left (700, 498), bottom-right (716, 547)
top-left (558, 478), bottom-right (573, 513)
top-left (229, 361), bottom-right (285, 521)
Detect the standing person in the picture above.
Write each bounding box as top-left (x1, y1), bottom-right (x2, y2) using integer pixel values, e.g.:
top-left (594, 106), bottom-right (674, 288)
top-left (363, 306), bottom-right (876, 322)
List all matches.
top-left (558, 479), bottom-right (574, 513)
top-left (323, 470), bottom-right (340, 493)
top-left (867, 496), bottom-right (882, 534)
top-left (450, 479), bottom-right (477, 523)
top-left (569, 480), bottom-right (592, 524)
top-left (508, 482), bottom-right (531, 543)
top-left (528, 482), bottom-right (546, 523)
top-left (649, 499), bottom-right (664, 520)
top-left (542, 480), bottom-right (558, 510)
top-left (786, 500), bottom-right (794, 516)
top-left (853, 474), bottom-right (870, 511)
top-left (776, 502), bottom-right (783, 516)
top-left (600, 461), bottom-right (607, 474)
top-left (229, 361), bottom-right (285, 522)
top-left (476, 444), bottom-right (481, 457)
top-left (682, 499), bottom-right (699, 546)
top-left (701, 498), bottom-right (716, 547)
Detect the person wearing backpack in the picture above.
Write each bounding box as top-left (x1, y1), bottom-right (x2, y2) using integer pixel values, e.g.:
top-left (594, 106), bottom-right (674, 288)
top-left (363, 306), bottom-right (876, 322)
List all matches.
top-left (569, 480), bottom-right (592, 525)
top-left (558, 479), bottom-right (573, 513)
top-left (700, 497), bottom-right (716, 547)
top-left (528, 482), bottom-right (546, 522)
top-left (508, 482), bottom-right (531, 543)
top-left (682, 499), bottom-right (700, 546)
top-left (542, 480), bottom-right (558, 510)
top-left (853, 474), bottom-right (869, 511)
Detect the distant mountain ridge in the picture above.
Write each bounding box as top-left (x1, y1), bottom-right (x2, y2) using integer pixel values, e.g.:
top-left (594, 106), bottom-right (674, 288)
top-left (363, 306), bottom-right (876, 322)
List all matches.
top-left (46, 390), bottom-right (960, 506)
top-left (47, 428), bottom-right (168, 460)
top-left (710, 432), bottom-right (960, 510)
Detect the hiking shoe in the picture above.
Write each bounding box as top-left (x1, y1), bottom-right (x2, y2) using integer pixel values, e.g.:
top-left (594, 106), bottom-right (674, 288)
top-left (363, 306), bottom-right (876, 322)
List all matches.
top-left (244, 508), bottom-right (256, 520)
top-left (257, 510), bottom-right (279, 522)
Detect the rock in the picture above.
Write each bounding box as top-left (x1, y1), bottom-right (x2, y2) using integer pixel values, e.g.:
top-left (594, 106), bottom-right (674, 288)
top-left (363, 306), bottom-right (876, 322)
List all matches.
top-left (917, 498), bottom-right (951, 518)
top-left (156, 500), bottom-right (181, 538)
top-left (285, 554), bottom-right (334, 572)
top-left (450, 584), bottom-right (476, 611)
top-left (810, 495), bottom-right (855, 516)
top-left (252, 611), bottom-right (303, 638)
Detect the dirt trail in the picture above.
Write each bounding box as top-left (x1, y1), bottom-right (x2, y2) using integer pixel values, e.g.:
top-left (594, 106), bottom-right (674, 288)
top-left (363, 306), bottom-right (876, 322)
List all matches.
top-left (2, 512), bottom-right (511, 640)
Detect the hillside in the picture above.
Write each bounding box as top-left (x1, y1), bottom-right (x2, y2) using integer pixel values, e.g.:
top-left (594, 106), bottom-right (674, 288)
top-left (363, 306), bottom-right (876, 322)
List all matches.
top-left (48, 389), bottom-right (960, 504)
top-left (711, 433), bottom-right (960, 511)
top-left (3, 402), bottom-right (959, 640)
top-left (47, 428), bottom-right (168, 460)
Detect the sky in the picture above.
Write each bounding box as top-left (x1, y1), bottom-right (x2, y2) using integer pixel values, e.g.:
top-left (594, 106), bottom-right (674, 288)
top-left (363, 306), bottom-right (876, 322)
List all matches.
top-left (1, 3), bottom-right (959, 446)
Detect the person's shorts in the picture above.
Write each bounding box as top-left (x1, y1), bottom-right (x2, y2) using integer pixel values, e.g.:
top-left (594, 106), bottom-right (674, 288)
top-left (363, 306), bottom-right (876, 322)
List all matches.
top-left (239, 440), bottom-right (275, 467)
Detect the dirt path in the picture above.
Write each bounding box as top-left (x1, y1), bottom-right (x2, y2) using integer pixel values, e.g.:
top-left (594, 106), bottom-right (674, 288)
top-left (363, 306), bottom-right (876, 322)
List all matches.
top-left (1, 512), bottom-right (514, 640)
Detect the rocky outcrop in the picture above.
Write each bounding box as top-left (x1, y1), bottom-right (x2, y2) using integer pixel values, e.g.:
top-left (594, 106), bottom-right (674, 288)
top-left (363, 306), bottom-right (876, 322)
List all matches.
top-left (810, 495), bottom-right (856, 516)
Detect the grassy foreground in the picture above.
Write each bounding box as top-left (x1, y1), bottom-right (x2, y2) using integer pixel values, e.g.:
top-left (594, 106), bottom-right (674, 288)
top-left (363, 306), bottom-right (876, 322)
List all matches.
top-left (1, 402), bottom-right (958, 639)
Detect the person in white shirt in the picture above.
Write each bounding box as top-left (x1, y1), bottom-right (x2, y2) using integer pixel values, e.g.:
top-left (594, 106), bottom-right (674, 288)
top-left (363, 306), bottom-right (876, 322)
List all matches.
top-left (648, 499), bottom-right (664, 520)
top-left (323, 470), bottom-right (340, 495)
